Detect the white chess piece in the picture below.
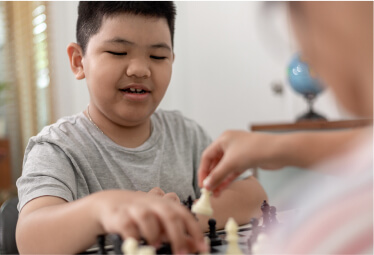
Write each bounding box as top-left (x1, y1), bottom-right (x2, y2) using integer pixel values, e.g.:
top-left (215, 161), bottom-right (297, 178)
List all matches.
top-left (225, 217), bottom-right (243, 255)
top-left (192, 188), bottom-right (213, 216)
top-left (122, 237), bottom-right (138, 255)
top-left (136, 246), bottom-right (156, 255)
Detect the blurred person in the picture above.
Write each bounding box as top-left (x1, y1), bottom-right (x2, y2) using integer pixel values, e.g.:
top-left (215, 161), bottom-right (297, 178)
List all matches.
top-left (199, 1), bottom-right (373, 254)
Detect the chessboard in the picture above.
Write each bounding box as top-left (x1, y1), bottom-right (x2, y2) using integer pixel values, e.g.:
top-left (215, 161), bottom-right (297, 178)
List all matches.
top-left (81, 222), bottom-right (252, 254)
top-left (79, 200), bottom-right (283, 255)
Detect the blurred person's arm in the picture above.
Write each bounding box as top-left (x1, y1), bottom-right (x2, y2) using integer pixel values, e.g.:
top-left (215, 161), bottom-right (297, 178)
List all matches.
top-left (199, 128), bottom-right (367, 195)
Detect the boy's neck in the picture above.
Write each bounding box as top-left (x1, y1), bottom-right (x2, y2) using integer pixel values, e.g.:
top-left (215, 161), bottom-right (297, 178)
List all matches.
top-left (84, 107), bottom-right (152, 148)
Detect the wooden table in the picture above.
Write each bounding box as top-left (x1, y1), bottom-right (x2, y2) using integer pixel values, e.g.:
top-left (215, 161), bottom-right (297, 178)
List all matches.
top-left (251, 119), bottom-right (372, 132)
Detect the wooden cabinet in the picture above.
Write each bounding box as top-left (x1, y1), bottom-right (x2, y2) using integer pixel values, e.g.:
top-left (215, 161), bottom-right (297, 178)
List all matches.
top-left (0, 139), bottom-right (12, 189)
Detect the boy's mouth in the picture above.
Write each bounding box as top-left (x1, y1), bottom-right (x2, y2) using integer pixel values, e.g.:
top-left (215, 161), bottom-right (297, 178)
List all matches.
top-left (120, 88), bottom-right (148, 94)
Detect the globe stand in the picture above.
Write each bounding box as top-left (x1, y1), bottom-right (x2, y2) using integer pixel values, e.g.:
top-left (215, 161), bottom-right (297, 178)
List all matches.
top-left (297, 93), bottom-right (327, 122)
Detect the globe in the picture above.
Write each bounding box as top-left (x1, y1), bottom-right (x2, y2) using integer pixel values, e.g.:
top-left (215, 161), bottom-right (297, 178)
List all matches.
top-left (287, 53), bottom-right (327, 121)
top-left (288, 54), bottom-right (324, 95)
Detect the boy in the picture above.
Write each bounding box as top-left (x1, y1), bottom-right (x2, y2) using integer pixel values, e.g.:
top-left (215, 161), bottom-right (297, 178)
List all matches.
top-left (16, 2), bottom-right (267, 254)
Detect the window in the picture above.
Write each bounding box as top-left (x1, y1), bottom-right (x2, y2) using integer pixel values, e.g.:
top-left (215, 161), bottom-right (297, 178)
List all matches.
top-left (0, 1), bottom-right (53, 183)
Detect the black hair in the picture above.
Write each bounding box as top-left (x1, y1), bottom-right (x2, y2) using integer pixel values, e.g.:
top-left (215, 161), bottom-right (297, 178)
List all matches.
top-left (76, 1), bottom-right (176, 54)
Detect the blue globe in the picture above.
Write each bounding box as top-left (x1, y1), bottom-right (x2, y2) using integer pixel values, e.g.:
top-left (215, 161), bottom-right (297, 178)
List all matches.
top-left (287, 54), bottom-right (324, 96)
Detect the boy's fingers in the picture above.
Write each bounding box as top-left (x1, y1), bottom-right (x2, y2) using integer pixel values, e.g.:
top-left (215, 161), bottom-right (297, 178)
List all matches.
top-left (163, 192), bottom-right (180, 204)
top-left (129, 207), bottom-right (161, 245)
top-left (148, 187), bottom-right (165, 197)
top-left (181, 211), bottom-right (207, 252)
top-left (117, 216), bottom-right (140, 241)
top-left (158, 211), bottom-right (188, 254)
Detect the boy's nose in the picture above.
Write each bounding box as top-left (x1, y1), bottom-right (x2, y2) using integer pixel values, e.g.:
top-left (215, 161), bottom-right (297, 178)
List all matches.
top-left (126, 59), bottom-right (151, 78)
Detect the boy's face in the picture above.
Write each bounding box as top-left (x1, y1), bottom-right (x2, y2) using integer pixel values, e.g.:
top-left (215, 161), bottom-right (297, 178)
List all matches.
top-left (81, 14), bottom-right (174, 127)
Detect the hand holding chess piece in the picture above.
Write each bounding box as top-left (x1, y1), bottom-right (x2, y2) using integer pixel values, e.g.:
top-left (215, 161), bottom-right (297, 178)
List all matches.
top-left (225, 217), bottom-right (243, 255)
top-left (192, 188), bottom-right (213, 216)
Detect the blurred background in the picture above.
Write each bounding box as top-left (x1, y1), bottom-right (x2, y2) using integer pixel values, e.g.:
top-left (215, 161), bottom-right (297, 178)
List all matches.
top-left (0, 2), bottom-right (355, 203)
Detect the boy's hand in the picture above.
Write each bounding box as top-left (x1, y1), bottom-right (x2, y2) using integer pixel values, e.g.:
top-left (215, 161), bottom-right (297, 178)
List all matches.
top-left (95, 190), bottom-right (202, 254)
top-left (145, 187), bottom-right (181, 204)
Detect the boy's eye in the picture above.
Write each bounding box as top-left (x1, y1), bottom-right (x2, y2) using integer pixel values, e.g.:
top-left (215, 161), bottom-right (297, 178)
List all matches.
top-left (150, 56), bottom-right (166, 60)
top-left (106, 51), bottom-right (127, 56)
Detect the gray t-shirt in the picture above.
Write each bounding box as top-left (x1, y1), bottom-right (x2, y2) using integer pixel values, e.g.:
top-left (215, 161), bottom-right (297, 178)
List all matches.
top-left (17, 110), bottom-right (214, 211)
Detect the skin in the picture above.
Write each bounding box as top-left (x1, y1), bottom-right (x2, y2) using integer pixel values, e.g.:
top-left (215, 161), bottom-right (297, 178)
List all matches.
top-left (200, 2), bottom-right (373, 194)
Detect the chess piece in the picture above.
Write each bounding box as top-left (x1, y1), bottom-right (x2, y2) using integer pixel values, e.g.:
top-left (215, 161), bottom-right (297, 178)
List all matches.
top-left (122, 237), bottom-right (138, 255)
top-left (248, 217), bottom-right (259, 250)
top-left (208, 218), bottom-right (222, 246)
top-left (192, 188), bottom-right (213, 216)
top-left (111, 234), bottom-right (123, 255)
top-left (136, 246), bottom-right (155, 255)
top-left (261, 200), bottom-right (270, 230)
top-left (224, 217), bottom-right (243, 255)
top-left (269, 206), bottom-right (278, 225)
top-left (97, 235), bottom-right (107, 255)
top-left (186, 195), bottom-right (193, 211)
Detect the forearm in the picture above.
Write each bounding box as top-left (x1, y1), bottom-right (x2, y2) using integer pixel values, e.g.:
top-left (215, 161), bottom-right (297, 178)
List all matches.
top-left (16, 193), bottom-right (107, 254)
top-left (196, 176), bottom-right (267, 231)
top-left (271, 128), bottom-right (365, 169)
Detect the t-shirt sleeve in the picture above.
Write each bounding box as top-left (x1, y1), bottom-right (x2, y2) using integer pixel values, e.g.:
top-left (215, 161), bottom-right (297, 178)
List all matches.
top-left (16, 141), bottom-right (77, 212)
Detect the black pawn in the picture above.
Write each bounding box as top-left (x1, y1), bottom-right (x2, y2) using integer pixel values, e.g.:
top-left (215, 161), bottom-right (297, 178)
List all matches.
top-left (111, 234), bottom-right (123, 255)
top-left (208, 218), bottom-right (222, 246)
top-left (261, 200), bottom-right (270, 230)
top-left (97, 235), bottom-right (107, 255)
top-left (270, 206), bottom-right (278, 225)
top-left (187, 195), bottom-right (193, 211)
top-left (248, 218), bottom-right (259, 247)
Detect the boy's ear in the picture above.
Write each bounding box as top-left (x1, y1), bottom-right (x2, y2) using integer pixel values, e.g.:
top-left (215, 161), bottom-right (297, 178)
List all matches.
top-left (172, 52), bottom-right (175, 63)
top-left (67, 42), bottom-right (85, 80)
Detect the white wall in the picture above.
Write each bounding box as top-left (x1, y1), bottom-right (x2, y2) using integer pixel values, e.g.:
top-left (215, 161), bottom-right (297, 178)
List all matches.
top-left (49, 1), bottom-right (348, 140)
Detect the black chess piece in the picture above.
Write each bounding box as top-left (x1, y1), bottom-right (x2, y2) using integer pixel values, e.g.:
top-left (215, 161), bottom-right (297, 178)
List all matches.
top-left (110, 234), bottom-right (123, 255)
top-left (208, 218), bottom-right (222, 247)
top-left (156, 243), bottom-right (172, 255)
top-left (97, 235), bottom-right (107, 255)
top-left (261, 200), bottom-right (270, 230)
top-left (186, 195), bottom-right (193, 211)
top-left (248, 217), bottom-right (259, 249)
top-left (270, 206), bottom-right (278, 225)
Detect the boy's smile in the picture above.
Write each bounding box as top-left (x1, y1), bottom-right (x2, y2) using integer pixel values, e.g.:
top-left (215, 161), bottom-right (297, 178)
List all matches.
top-left (68, 14), bottom-right (174, 147)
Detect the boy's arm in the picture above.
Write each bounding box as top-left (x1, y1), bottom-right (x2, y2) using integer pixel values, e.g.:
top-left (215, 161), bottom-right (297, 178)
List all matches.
top-left (16, 190), bottom-right (206, 254)
top-left (196, 176), bottom-right (266, 231)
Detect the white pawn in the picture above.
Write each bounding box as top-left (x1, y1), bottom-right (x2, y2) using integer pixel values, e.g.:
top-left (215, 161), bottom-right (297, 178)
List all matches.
top-left (122, 237), bottom-right (138, 255)
top-left (192, 188), bottom-right (213, 216)
top-left (225, 217), bottom-right (243, 255)
top-left (136, 246), bottom-right (156, 255)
